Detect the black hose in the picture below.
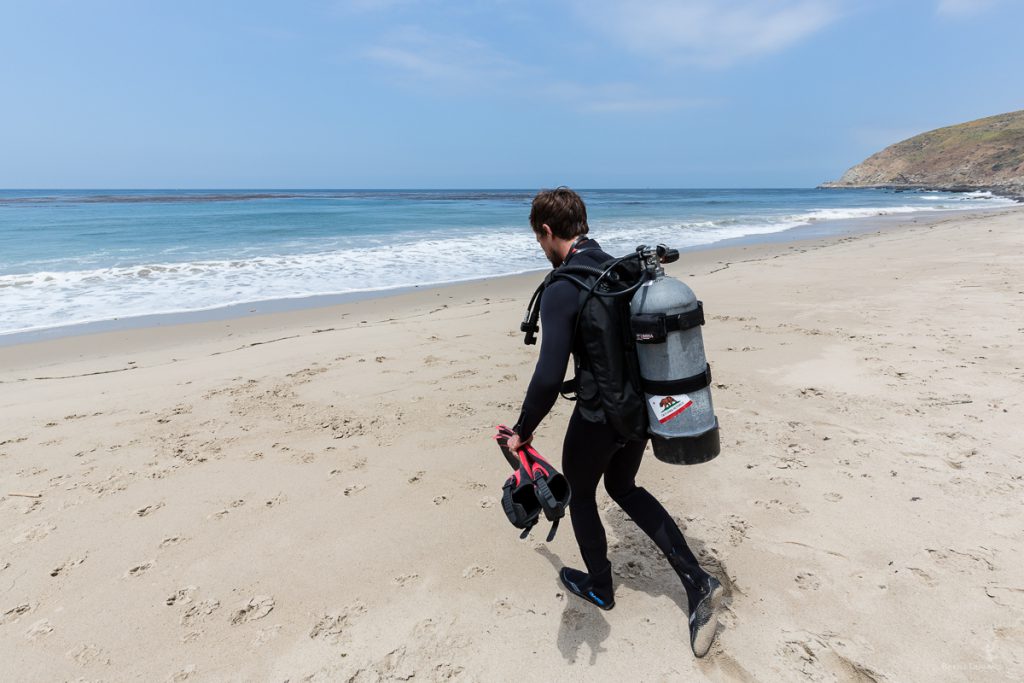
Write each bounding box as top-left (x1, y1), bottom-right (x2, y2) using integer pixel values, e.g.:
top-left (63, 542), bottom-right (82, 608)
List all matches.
top-left (559, 253), bottom-right (651, 363)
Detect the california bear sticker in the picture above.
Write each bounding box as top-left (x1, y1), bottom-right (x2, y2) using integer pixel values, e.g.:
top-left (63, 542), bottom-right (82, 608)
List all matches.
top-left (648, 394), bottom-right (693, 423)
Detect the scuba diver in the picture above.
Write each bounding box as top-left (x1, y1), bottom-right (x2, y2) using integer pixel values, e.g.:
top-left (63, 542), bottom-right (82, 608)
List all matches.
top-left (504, 187), bottom-right (724, 657)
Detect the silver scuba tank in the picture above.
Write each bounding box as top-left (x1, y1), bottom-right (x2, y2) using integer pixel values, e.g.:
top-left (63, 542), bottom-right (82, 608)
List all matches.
top-left (630, 246), bottom-right (720, 465)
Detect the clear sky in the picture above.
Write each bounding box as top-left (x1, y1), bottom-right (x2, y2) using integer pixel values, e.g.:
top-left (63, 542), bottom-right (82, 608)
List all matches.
top-left (1, 0), bottom-right (1022, 188)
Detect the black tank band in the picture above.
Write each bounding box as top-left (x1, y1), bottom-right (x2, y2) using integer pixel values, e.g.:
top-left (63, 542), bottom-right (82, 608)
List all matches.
top-left (632, 302), bottom-right (705, 343)
top-left (642, 364), bottom-right (711, 395)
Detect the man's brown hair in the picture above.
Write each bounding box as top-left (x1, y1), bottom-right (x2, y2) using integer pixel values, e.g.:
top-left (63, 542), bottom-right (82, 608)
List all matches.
top-left (529, 187), bottom-right (589, 240)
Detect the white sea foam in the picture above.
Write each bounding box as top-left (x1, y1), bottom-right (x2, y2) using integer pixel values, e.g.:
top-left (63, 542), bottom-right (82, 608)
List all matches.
top-left (0, 193), bottom-right (1015, 335)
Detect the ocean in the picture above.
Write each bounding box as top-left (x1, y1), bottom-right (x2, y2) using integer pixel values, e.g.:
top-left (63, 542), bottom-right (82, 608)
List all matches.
top-left (0, 188), bottom-right (1015, 338)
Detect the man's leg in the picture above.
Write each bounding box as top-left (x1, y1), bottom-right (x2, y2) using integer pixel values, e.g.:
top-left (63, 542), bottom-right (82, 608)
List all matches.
top-left (561, 409), bottom-right (619, 607)
top-left (603, 448), bottom-right (704, 583)
top-left (604, 444), bottom-right (724, 656)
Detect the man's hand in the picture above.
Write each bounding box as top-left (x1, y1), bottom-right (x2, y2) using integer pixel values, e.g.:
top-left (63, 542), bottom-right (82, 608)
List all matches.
top-left (506, 431), bottom-right (533, 453)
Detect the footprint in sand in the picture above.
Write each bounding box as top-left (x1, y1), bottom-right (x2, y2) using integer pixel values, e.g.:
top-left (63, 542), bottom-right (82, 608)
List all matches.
top-left (614, 558), bottom-right (649, 580)
top-left (985, 584), bottom-right (1024, 610)
top-left (907, 567), bottom-right (938, 587)
top-left (309, 615), bottom-right (349, 643)
top-left (2, 603), bottom-right (33, 625)
top-left (446, 402), bottom-right (476, 417)
top-left (249, 624), bottom-right (283, 651)
top-left (462, 564), bottom-right (494, 579)
top-left (824, 492), bottom-right (843, 502)
top-left (125, 561), bottom-right (154, 577)
top-left (159, 535), bottom-right (185, 548)
top-left (231, 595), bottom-right (275, 625)
top-left (479, 498), bottom-right (494, 509)
top-left (65, 643), bottom-right (109, 665)
top-left (408, 471), bottom-right (425, 484)
top-left (136, 502), bottom-right (164, 517)
top-left (13, 522), bottom-right (56, 544)
top-left (25, 618), bottom-right (54, 640)
top-left (50, 555), bottom-right (87, 578)
top-left (343, 484), bottom-right (366, 497)
top-left (727, 516), bottom-right (749, 545)
top-left (373, 646), bottom-right (423, 681)
top-left (775, 456), bottom-right (807, 470)
top-left (393, 573), bottom-right (420, 587)
top-left (166, 586), bottom-right (198, 606)
top-left (926, 547), bottom-right (995, 573)
top-left (309, 603), bottom-right (365, 643)
top-left (795, 572), bottom-right (821, 591)
top-left (433, 495), bottom-right (450, 505)
top-left (779, 631), bottom-right (886, 682)
top-left (180, 599), bottom-right (220, 627)
top-left (167, 664), bottom-right (198, 681)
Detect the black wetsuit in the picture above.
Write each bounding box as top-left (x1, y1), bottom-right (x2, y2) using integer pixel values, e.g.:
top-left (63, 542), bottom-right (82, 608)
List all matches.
top-left (514, 239), bottom-right (707, 604)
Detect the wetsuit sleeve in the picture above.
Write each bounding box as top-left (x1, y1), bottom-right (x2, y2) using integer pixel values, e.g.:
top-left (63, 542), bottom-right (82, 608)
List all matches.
top-left (513, 280), bottom-right (577, 441)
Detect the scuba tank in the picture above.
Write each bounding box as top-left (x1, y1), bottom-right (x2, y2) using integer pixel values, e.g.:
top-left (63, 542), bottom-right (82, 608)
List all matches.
top-left (630, 246), bottom-right (720, 464)
top-left (519, 243), bottom-right (720, 465)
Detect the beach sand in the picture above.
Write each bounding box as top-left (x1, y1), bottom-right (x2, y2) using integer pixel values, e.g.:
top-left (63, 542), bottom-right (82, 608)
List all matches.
top-left (2, 207), bottom-right (1023, 681)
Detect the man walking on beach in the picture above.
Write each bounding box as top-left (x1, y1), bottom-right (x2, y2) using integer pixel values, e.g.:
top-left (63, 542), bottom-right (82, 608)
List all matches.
top-left (505, 187), bottom-right (724, 657)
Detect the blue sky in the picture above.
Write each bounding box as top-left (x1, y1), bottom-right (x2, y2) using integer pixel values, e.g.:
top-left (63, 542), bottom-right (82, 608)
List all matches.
top-left (1, 0), bottom-right (1022, 188)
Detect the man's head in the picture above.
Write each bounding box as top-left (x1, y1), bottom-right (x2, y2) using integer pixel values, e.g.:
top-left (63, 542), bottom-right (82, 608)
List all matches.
top-left (530, 187), bottom-right (588, 267)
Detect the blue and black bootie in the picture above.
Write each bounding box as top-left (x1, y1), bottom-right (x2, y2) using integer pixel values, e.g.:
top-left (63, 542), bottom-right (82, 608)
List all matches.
top-left (559, 564), bottom-right (615, 611)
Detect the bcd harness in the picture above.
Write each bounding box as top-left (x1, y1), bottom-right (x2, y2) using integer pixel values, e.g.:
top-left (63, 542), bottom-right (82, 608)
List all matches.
top-left (520, 244), bottom-right (712, 442)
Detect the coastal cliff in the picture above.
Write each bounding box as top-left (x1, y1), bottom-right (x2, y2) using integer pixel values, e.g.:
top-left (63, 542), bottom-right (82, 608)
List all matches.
top-left (821, 110), bottom-right (1024, 199)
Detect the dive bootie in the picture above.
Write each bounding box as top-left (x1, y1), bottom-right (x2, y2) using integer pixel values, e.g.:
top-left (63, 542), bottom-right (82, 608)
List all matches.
top-left (559, 566), bottom-right (615, 611)
top-left (679, 568), bottom-right (724, 657)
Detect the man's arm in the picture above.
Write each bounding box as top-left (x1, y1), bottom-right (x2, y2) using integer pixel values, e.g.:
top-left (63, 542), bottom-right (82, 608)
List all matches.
top-left (512, 280), bottom-right (577, 441)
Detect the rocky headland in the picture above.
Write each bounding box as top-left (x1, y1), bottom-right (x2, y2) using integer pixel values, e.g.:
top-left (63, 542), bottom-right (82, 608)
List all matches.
top-left (821, 110), bottom-right (1024, 200)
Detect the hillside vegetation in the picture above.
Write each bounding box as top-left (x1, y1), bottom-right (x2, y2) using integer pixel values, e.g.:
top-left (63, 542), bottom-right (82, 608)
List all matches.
top-left (821, 110), bottom-right (1024, 199)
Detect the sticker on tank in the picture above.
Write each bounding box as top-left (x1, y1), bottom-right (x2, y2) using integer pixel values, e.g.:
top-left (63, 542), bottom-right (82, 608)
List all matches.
top-left (649, 394), bottom-right (693, 423)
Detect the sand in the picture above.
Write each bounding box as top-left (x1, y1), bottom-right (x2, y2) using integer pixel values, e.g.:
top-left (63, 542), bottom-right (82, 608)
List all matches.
top-left (2, 207), bottom-right (1023, 682)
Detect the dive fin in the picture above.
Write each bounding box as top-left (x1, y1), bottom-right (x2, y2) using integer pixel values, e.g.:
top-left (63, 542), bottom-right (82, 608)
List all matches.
top-left (493, 425), bottom-right (572, 542)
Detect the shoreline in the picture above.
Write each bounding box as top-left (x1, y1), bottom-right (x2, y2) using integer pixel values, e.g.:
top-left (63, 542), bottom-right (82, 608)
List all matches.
top-left (818, 183), bottom-right (1024, 202)
top-left (3, 204), bottom-right (1018, 349)
top-left (2, 205), bottom-right (1019, 380)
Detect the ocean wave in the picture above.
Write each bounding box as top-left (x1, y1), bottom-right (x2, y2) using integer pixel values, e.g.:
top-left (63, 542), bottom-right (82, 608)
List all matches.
top-left (0, 192), bottom-right (1015, 335)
